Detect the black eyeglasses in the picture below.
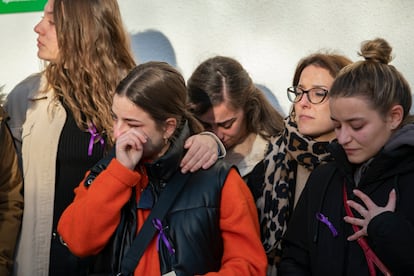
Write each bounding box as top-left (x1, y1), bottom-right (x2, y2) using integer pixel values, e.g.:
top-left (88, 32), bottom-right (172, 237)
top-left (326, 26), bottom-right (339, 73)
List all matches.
top-left (287, 86), bottom-right (329, 104)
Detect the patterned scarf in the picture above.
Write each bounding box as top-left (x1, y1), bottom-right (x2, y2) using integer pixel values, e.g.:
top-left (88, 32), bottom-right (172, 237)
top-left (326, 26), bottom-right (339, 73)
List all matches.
top-left (257, 117), bottom-right (332, 269)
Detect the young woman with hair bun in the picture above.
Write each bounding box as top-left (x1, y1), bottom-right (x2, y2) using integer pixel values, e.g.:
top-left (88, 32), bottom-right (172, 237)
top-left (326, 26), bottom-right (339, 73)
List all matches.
top-left (279, 38), bottom-right (414, 275)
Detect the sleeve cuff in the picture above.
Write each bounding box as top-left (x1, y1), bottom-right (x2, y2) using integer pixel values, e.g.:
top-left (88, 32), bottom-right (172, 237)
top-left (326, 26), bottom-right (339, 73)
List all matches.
top-left (106, 159), bottom-right (141, 187)
top-left (199, 131), bottom-right (226, 158)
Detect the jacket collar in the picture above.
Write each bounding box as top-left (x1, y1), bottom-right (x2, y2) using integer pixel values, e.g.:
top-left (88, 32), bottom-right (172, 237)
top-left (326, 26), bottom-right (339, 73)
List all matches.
top-left (384, 123), bottom-right (414, 152)
top-left (328, 124), bottom-right (414, 188)
top-left (144, 121), bottom-right (190, 182)
top-left (28, 73), bottom-right (50, 101)
top-left (327, 140), bottom-right (354, 183)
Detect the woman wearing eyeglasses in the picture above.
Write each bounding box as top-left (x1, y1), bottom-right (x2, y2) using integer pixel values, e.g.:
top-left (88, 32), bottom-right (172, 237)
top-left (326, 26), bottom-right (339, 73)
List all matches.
top-left (256, 52), bottom-right (352, 275)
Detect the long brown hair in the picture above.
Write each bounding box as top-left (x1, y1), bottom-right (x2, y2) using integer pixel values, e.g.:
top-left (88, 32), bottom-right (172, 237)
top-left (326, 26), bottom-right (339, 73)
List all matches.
top-left (187, 56), bottom-right (284, 139)
top-left (45, 0), bottom-right (136, 143)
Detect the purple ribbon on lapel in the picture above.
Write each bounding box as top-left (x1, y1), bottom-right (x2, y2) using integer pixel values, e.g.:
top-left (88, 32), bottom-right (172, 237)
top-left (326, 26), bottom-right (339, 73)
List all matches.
top-left (316, 212), bottom-right (338, 237)
top-left (152, 218), bottom-right (175, 255)
top-left (87, 124), bottom-right (104, 156)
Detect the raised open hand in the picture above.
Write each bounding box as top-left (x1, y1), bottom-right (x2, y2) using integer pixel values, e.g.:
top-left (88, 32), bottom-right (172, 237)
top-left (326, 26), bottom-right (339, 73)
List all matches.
top-left (344, 189), bottom-right (396, 241)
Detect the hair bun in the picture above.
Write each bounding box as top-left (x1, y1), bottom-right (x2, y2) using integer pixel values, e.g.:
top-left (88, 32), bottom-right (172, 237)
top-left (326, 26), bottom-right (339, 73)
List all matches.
top-left (359, 38), bottom-right (393, 64)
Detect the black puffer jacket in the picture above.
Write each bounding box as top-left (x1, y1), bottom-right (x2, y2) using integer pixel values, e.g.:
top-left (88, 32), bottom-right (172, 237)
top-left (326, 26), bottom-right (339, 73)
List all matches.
top-left (88, 122), bottom-right (231, 276)
top-left (279, 124), bottom-right (414, 276)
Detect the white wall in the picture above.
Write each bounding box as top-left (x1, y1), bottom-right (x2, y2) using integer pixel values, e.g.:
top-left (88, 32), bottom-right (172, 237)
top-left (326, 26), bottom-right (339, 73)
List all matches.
top-left (1, 0), bottom-right (414, 114)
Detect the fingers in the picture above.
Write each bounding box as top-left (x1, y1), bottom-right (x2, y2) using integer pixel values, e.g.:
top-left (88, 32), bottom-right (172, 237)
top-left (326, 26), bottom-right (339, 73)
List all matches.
top-left (117, 128), bottom-right (147, 147)
top-left (343, 216), bottom-right (364, 228)
top-left (180, 139), bottom-right (199, 173)
top-left (181, 146), bottom-right (218, 173)
top-left (352, 189), bottom-right (375, 210)
top-left (386, 189), bottom-right (396, 211)
top-left (344, 213), bottom-right (368, 241)
top-left (182, 135), bottom-right (194, 150)
top-left (181, 134), bottom-right (218, 173)
top-left (189, 150), bottom-right (218, 172)
top-left (180, 154), bottom-right (199, 174)
top-left (344, 189), bottom-right (397, 242)
top-left (346, 199), bottom-right (369, 217)
top-left (180, 137), bottom-right (195, 170)
top-left (346, 228), bottom-right (366, 241)
top-left (115, 129), bottom-right (147, 170)
top-left (351, 188), bottom-right (396, 216)
top-left (201, 153), bottom-right (218, 169)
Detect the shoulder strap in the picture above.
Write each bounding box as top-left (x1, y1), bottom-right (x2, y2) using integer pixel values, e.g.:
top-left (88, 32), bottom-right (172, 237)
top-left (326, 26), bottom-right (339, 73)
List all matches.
top-left (84, 147), bottom-right (116, 187)
top-left (119, 171), bottom-right (191, 275)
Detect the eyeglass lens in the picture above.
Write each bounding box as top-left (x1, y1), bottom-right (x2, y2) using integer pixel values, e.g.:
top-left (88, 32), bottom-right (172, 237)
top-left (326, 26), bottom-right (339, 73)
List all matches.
top-left (288, 87), bottom-right (327, 104)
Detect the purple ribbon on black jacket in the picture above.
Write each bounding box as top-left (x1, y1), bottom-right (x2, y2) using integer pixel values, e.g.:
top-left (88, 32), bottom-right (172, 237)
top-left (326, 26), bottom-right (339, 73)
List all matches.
top-left (152, 218), bottom-right (175, 255)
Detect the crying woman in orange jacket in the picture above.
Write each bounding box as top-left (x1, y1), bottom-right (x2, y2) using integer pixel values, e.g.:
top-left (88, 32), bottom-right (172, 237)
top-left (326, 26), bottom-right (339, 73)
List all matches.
top-left (58, 62), bottom-right (267, 276)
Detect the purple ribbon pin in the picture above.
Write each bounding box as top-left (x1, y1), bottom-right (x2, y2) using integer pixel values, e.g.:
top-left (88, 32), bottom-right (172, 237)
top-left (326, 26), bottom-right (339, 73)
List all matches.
top-left (316, 212), bottom-right (338, 237)
top-left (87, 124), bottom-right (104, 156)
top-left (152, 218), bottom-right (175, 255)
